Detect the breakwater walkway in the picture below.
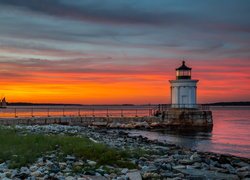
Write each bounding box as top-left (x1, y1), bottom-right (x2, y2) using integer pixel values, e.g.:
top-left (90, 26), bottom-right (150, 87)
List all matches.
top-left (0, 108), bottom-right (213, 129)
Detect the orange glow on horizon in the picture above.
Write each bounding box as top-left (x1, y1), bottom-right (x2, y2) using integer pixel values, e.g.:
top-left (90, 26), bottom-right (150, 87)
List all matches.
top-left (0, 58), bottom-right (249, 104)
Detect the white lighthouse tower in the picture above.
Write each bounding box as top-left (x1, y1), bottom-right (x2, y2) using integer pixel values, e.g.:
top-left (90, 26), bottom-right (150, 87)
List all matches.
top-left (169, 61), bottom-right (198, 109)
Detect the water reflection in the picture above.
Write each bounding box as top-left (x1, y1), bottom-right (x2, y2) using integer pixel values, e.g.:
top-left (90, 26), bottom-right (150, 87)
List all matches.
top-left (128, 107), bottom-right (250, 158)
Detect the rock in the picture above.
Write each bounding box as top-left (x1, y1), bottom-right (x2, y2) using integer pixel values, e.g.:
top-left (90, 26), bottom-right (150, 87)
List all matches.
top-left (237, 171), bottom-right (250, 178)
top-left (234, 161), bottom-right (249, 167)
top-left (126, 171), bottom-right (142, 180)
top-left (176, 168), bottom-right (239, 180)
top-left (20, 167), bottom-right (30, 175)
top-left (82, 176), bottom-right (108, 180)
top-left (30, 170), bottom-right (42, 177)
top-left (50, 164), bottom-right (60, 173)
top-left (2, 178), bottom-right (12, 180)
top-left (87, 160), bottom-right (97, 166)
top-left (237, 166), bottom-right (249, 172)
top-left (92, 122), bottom-right (107, 126)
top-left (173, 165), bottom-right (186, 170)
top-left (65, 176), bottom-right (75, 180)
top-left (221, 164), bottom-right (236, 174)
top-left (179, 159), bottom-right (194, 165)
top-left (141, 165), bottom-right (158, 173)
top-left (0, 173), bottom-right (6, 179)
top-left (65, 155), bottom-right (76, 161)
top-left (29, 165), bottom-right (38, 172)
top-left (160, 163), bottom-right (172, 170)
top-left (190, 152), bottom-right (201, 162)
top-left (0, 163), bottom-right (7, 171)
top-left (161, 172), bottom-right (174, 178)
top-left (121, 168), bottom-right (129, 174)
top-left (59, 162), bottom-right (67, 169)
top-left (142, 172), bottom-right (160, 179)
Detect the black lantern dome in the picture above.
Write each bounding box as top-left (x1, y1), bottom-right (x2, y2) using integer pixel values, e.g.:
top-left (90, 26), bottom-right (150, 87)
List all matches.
top-left (176, 61), bottom-right (192, 80)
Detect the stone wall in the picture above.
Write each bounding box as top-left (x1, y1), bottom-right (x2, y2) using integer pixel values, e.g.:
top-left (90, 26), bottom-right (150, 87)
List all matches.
top-left (0, 109), bottom-right (213, 129)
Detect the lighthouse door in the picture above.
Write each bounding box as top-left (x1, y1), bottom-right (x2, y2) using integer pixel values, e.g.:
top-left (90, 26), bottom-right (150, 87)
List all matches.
top-left (181, 95), bottom-right (188, 108)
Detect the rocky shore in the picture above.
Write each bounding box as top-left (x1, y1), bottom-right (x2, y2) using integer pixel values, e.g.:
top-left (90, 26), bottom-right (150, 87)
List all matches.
top-left (0, 125), bottom-right (249, 180)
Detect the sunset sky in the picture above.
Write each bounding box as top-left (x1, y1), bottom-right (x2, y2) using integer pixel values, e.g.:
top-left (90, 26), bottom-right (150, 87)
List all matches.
top-left (0, 0), bottom-right (249, 104)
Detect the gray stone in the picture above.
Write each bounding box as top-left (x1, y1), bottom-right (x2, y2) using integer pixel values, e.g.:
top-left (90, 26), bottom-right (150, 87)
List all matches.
top-left (20, 167), bottom-right (30, 174)
top-left (127, 171), bottom-right (142, 180)
top-left (65, 155), bottom-right (76, 161)
top-left (87, 160), bottom-right (97, 166)
top-left (29, 165), bottom-right (38, 172)
top-left (31, 170), bottom-right (42, 177)
top-left (190, 152), bottom-right (201, 162)
top-left (176, 168), bottom-right (239, 180)
top-left (173, 165), bottom-right (186, 170)
top-left (237, 171), bottom-right (250, 178)
top-left (221, 163), bottom-right (236, 174)
top-left (0, 163), bottom-right (7, 171)
top-left (121, 168), bottom-right (129, 174)
top-left (179, 159), bottom-right (194, 165)
top-left (237, 166), bottom-right (250, 172)
top-left (65, 176), bottom-right (75, 180)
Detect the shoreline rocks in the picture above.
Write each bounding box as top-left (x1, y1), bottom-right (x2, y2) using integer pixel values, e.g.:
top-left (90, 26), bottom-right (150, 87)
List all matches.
top-left (0, 124), bottom-right (249, 180)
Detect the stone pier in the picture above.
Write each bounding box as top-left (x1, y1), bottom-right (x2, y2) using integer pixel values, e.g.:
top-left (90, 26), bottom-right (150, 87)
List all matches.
top-left (0, 109), bottom-right (213, 130)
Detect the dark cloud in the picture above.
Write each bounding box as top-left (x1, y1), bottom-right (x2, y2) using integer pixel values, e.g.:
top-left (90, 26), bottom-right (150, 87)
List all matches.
top-left (0, 0), bottom-right (190, 25)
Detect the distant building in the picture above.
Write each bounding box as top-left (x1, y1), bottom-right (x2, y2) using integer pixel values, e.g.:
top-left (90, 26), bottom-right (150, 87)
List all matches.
top-left (169, 61), bottom-right (198, 108)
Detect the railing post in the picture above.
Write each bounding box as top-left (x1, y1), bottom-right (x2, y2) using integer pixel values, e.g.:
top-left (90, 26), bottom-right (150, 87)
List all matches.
top-left (121, 109), bottom-right (123, 117)
top-left (47, 108), bottom-right (50, 117)
top-left (63, 108), bottom-right (65, 117)
top-left (14, 108), bottom-right (18, 118)
top-left (92, 109), bottom-right (95, 117)
top-left (78, 109), bottom-right (81, 116)
top-left (135, 109), bottom-right (138, 117)
top-left (31, 108), bottom-right (34, 117)
top-left (106, 109), bottom-right (109, 117)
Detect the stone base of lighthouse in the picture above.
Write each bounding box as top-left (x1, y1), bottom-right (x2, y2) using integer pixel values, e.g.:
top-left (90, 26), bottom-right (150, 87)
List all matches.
top-left (160, 109), bottom-right (213, 129)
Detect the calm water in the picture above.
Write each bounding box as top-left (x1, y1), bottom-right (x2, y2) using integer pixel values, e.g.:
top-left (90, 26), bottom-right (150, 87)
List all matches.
top-left (128, 106), bottom-right (250, 158)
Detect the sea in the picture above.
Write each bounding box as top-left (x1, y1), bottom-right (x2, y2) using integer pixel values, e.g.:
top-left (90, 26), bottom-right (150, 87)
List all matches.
top-left (0, 105), bottom-right (250, 158)
top-left (128, 106), bottom-right (250, 159)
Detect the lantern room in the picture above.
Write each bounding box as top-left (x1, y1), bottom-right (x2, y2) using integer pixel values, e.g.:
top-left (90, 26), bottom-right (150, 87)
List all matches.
top-left (176, 61), bottom-right (192, 80)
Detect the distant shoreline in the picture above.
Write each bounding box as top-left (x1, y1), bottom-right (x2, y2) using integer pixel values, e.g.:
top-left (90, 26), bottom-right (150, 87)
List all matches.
top-left (6, 102), bottom-right (250, 106)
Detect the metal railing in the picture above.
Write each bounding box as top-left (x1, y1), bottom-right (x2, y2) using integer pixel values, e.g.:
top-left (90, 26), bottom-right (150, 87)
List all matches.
top-left (0, 106), bottom-right (156, 118)
top-left (0, 104), bottom-right (210, 118)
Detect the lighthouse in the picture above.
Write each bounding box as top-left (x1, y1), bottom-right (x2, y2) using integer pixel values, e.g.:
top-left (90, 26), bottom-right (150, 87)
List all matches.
top-left (169, 61), bottom-right (198, 108)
